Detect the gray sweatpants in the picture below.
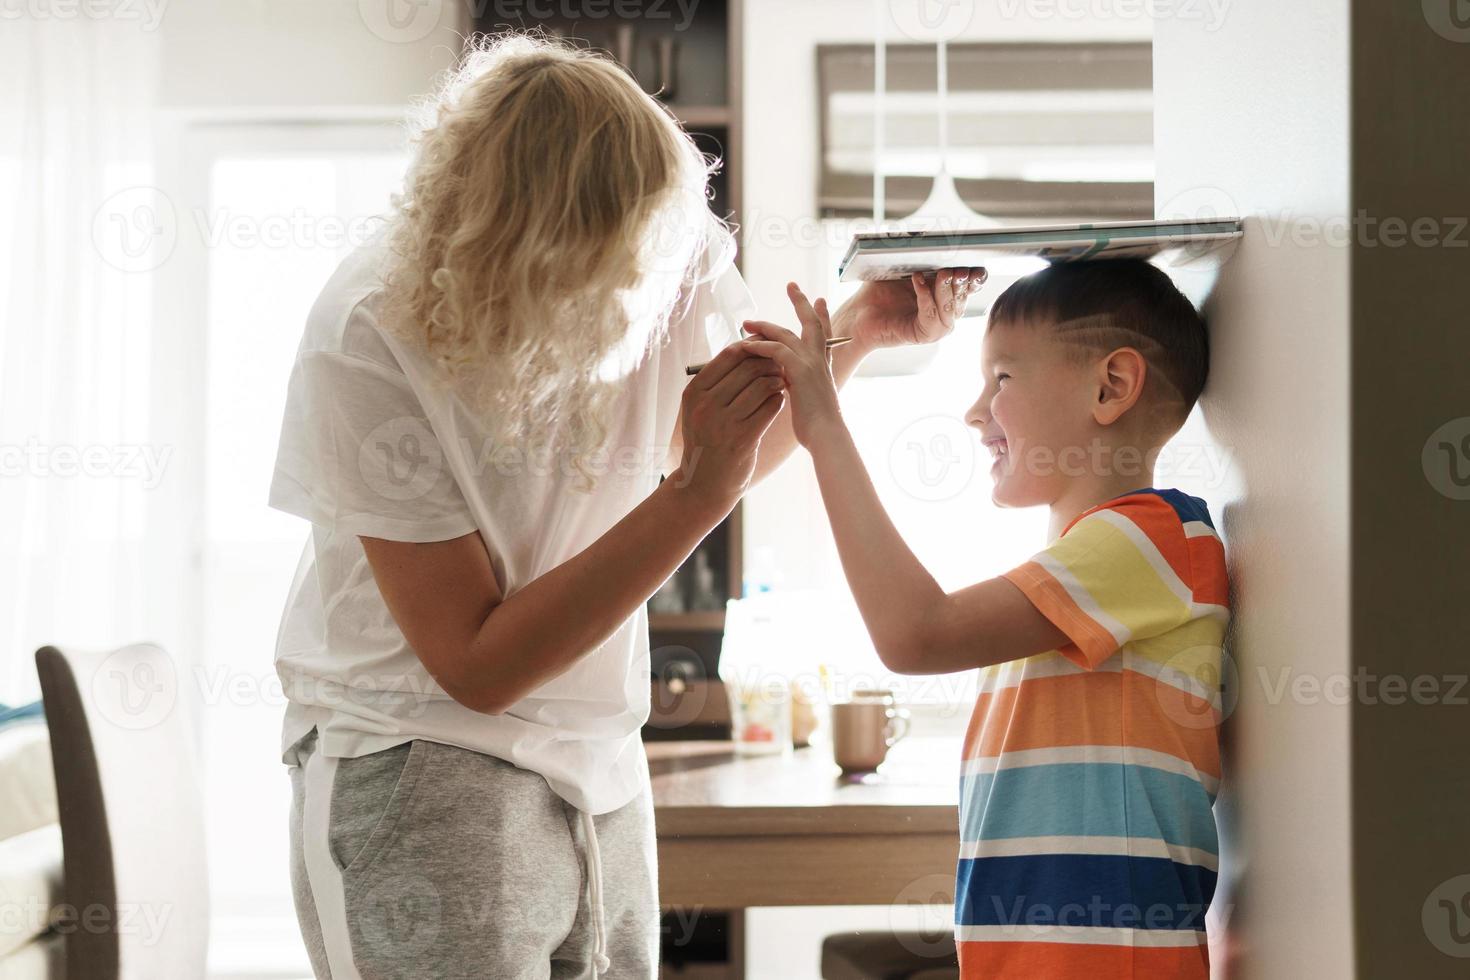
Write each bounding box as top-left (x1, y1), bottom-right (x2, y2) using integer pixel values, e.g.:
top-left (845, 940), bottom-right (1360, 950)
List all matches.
top-left (287, 729), bottom-right (659, 979)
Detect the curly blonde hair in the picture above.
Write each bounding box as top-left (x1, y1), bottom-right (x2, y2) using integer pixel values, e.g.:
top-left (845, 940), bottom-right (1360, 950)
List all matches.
top-left (381, 31), bottom-right (728, 491)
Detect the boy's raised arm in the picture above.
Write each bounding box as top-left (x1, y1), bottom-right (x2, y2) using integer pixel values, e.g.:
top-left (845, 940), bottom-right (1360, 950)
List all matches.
top-left (742, 282), bottom-right (1068, 675)
top-left (802, 399), bottom-right (1067, 674)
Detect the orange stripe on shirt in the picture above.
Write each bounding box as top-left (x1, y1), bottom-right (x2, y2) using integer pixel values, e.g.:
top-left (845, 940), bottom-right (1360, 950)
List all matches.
top-left (959, 937), bottom-right (1210, 980)
top-left (1003, 561), bottom-right (1122, 670)
top-left (1187, 534), bottom-right (1229, 606)
top-left (1107, 494), bottom-right (1194, 584)
top-left (962, 670), bottom-right (1221, 781)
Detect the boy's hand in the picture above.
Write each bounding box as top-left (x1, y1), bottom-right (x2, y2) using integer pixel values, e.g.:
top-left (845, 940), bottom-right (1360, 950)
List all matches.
top-left (846, 267), bottom-right (987, 350)
top-left (740, 282), bottom-right (843, 447)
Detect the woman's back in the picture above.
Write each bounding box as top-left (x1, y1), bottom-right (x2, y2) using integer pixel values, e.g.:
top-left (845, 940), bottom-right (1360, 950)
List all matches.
top-left (271, 202), bottom-right (754, 812)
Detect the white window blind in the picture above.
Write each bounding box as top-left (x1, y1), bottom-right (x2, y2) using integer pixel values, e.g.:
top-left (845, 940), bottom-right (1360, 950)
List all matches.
top-left (818, 41), bottom-right (1154, 221)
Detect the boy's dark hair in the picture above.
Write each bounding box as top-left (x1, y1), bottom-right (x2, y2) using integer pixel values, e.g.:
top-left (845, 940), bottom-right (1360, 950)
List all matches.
top-left (988, 259), bottom-right (1209, 424)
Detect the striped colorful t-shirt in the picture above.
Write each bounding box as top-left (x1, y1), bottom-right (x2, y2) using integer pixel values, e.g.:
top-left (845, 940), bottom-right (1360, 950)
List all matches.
top-left (956, 488), bottom-right (1229, 979)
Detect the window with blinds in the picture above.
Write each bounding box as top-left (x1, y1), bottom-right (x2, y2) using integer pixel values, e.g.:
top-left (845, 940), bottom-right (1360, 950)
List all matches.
top-left (818, 41), bottom-right (1153, 222)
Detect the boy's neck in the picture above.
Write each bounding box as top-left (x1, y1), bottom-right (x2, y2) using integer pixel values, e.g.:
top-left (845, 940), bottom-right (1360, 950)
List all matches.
top-left (1046, 469), bottom-right (1159, 542)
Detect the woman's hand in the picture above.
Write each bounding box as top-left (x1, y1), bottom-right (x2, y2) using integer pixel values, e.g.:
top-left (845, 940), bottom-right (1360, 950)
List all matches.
top-left (671, 341), bottom-right (787, 511)
top-left (740, 282), bottom-right (844, 448)
top-left (846, 267), bottom-right (987, 350)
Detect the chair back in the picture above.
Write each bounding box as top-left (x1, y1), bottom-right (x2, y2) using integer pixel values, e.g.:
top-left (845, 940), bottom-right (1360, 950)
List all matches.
top-left (35, 643), bottom-right (209, 980)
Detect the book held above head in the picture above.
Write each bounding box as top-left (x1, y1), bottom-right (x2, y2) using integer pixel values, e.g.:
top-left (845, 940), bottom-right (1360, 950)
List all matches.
top-left (839, 218), bottom-right (1245, 284)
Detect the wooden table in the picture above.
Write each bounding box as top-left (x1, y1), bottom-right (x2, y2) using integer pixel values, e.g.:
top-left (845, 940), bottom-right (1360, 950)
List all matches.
top-left (648, 737), bottom-right (962, 976)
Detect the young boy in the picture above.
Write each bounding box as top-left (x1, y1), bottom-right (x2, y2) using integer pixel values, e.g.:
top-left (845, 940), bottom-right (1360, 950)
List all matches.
top-left (742, 260), bottom-right (1228, 979)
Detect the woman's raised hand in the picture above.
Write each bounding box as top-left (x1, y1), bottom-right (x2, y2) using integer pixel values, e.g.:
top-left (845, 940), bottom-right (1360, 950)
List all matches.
top-left (847, 267), bottom-right (986, 349)
top-left (671, 342), bottom-right (786, 509)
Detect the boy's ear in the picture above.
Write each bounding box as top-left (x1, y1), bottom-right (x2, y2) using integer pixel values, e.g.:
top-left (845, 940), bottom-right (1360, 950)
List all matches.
top-left (1092, 347), bottom-right (1147, 426)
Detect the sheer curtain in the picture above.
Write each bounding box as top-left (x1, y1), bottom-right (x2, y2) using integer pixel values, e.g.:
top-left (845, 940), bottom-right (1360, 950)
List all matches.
top-left (0, 10), bottom-right (170, 701)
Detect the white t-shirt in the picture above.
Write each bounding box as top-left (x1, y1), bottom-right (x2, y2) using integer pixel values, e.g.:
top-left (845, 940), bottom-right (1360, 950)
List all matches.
top-left (268, 215), bottom-right (754, 815)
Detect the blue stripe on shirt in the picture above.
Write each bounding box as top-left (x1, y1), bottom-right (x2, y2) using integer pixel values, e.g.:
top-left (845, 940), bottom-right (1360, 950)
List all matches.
top-left (959, 762), bottom-right (1218, 855)
top-left (1122, 487), bottom-right (1215, 530)
top-left (956, 853), bottom-right (1216, 931)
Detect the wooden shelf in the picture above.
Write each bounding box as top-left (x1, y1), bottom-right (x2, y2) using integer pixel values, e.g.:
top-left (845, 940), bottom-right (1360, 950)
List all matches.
top-left (649, 610), bottom-right (726, 632)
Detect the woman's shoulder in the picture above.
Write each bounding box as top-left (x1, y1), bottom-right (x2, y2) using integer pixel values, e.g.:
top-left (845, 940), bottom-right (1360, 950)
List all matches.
top-left (294, 223), bottom-right (406, 374)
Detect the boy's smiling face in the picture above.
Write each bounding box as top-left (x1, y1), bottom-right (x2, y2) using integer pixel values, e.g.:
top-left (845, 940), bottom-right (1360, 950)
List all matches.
top-left (963, 259), bottom-right (1206, 534)
top-left (965, 319), bottom-right (1099, 509)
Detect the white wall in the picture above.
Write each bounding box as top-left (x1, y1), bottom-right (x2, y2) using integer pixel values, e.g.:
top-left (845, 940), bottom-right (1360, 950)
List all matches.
top-left (157, 0), bottom-right (467, 110)
top-left (1154, 3), bottom-right (1354, 977)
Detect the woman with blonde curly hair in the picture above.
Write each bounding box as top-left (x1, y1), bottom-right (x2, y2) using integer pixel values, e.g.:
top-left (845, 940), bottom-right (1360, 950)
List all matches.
top-left (268, 30), bottom-right (982, 979)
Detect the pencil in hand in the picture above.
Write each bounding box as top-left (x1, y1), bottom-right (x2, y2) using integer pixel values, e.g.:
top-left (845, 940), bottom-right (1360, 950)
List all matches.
top-left (686, 336), bottom-right (853, 375)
